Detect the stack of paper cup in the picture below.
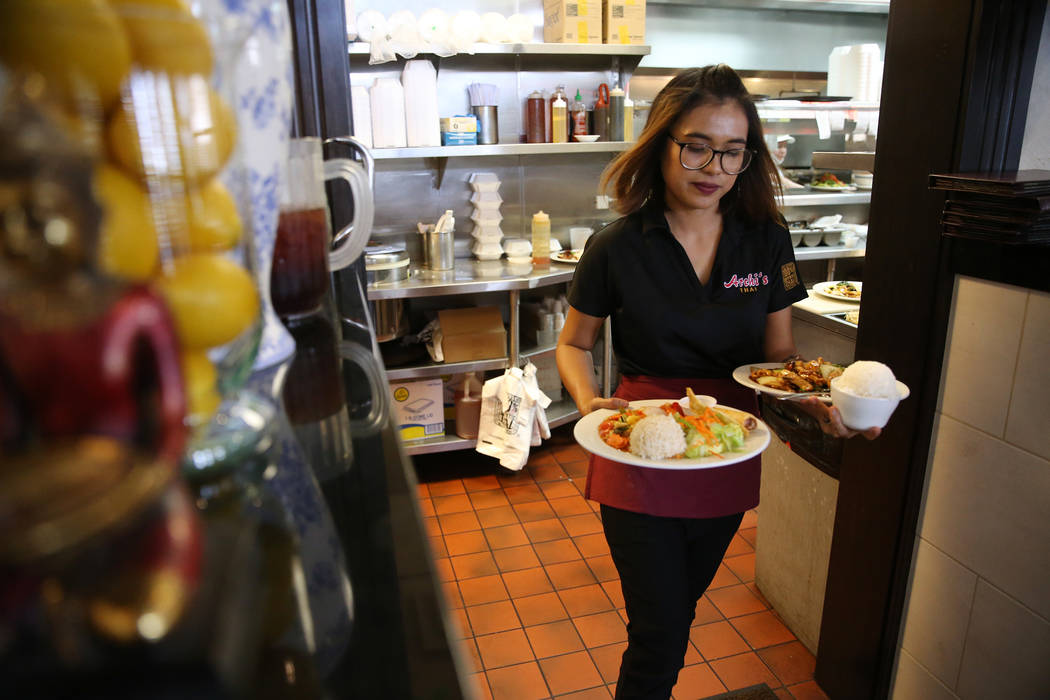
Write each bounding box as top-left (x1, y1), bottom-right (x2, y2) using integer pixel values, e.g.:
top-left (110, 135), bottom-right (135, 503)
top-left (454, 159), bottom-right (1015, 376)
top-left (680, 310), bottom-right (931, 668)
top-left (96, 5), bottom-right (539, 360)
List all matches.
top-left (469, 173), bottom-right (503, 260)
top-left (827, 44), bottom-right (883, 103)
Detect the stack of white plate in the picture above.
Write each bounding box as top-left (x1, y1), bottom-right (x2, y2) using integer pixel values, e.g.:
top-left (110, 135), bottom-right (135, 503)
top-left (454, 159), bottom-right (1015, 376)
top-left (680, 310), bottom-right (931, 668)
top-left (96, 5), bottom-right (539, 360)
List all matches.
top-left (469, 172), bottom-right (503, 260)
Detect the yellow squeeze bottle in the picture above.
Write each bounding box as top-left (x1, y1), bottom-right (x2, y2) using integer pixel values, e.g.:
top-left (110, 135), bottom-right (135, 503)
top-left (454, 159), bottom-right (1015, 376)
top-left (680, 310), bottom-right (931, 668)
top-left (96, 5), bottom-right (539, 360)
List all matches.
top-left (531, 210), bottom-right (551, 266)
top-left (551, 96), bottom-right (567, 144)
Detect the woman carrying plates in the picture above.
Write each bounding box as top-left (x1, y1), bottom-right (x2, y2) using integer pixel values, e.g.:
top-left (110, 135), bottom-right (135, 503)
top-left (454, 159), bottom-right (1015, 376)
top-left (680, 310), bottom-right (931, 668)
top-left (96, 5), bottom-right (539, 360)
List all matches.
top-left (556, 65), bottom-right (880, 699)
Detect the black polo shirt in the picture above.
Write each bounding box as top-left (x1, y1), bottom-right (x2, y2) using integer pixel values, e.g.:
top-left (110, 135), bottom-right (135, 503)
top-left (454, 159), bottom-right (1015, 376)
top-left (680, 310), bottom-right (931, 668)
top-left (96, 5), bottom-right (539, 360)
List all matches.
top-left (568, 206), bottom-right (807, 378)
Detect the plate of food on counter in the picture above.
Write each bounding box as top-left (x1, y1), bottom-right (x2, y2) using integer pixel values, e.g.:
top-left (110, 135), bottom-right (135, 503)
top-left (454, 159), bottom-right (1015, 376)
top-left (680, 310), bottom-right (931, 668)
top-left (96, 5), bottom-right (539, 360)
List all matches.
top-left (813, 280), bottom-right (862, 301)
top-left (808, 172), bottom-right (856, 191)
top-left (552, 249), bottom-right (582, 264)
top-left (573, 388), bottom-right (770, 470)
top-left (732, 358), bottom-right (846, 402)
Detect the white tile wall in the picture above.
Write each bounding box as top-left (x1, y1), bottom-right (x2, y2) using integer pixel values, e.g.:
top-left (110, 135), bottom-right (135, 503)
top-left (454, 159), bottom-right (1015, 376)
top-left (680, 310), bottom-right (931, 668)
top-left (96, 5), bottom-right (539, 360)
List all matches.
top-left (891, 650), bottom-right (961, 700)
top-left (1005, 289), bottom-right (1050, 460)
top-left (898, 540), bottom-right (977, 686)
top-left (893, 277), bottom-right (1050, 699)
top-left (919, 414), bottom-right (1050, 620)
top-left (957, 581), bottom-right (1050, 698)
top-left (939, 277), bottom-right (1027, 436)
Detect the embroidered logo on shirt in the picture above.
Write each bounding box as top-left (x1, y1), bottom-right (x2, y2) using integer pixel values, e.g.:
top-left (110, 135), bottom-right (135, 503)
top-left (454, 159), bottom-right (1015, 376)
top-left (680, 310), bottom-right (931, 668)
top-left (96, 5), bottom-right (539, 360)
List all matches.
top-left (723, 272), bottom-right (769, 294)
top-left (781, 262), bottom-right (799, 291)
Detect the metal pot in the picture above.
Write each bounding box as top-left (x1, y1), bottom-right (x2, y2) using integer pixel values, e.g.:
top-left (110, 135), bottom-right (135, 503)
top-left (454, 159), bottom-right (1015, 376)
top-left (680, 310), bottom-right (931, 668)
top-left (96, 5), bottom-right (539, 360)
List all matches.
top-left (364, 246), bottom-right (410, 342)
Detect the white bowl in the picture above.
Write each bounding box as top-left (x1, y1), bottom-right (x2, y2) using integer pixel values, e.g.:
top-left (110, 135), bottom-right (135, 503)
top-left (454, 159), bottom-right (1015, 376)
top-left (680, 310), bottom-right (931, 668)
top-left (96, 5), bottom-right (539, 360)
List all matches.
top-left (802, 232), bottom-right (824, 247)
top-left (502, 238), bottom-right (531, 257)
top-left (852, 170), bottom-right (874, 188)
top-left (822, 229), bottom-right (843, 246)
top-left (830, 377), bottom-right (910, 430)
top-left (574, 134), bottom-right (600, 142)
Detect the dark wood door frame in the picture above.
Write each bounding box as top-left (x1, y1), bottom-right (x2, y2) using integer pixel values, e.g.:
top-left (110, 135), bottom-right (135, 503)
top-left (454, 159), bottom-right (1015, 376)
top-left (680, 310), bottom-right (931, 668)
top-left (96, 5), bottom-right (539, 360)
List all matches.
top-left (815, 1), bottom-right (1047, 698)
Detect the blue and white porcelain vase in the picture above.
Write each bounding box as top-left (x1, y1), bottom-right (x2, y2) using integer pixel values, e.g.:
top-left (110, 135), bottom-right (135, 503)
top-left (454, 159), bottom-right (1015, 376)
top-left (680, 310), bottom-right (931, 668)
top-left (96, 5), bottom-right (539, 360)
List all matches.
top-left (211, 0), bottom-right (297, 370)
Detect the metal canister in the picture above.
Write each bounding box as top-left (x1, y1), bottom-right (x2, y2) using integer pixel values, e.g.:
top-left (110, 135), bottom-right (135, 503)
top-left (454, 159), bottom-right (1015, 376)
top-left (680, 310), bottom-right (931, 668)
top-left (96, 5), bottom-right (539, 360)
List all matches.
top-left (364, 246), bottom-right (410, 342)
top-left (364, 245), bottom-right (410, 285)
top-left (421, 229), bottom-right (455, 271)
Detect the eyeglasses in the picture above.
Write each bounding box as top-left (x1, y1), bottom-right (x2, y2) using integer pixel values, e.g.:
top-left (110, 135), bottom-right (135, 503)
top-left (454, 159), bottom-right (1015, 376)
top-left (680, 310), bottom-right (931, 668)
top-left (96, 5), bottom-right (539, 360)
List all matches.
top-left (668, 135), bottom-right (754, 175)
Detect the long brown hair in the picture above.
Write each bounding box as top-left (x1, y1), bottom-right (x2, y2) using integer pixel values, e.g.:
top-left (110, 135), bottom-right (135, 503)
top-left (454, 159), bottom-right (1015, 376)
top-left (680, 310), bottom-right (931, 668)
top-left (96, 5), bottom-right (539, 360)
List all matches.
top-left (601, 65), bottom-right (782, 226)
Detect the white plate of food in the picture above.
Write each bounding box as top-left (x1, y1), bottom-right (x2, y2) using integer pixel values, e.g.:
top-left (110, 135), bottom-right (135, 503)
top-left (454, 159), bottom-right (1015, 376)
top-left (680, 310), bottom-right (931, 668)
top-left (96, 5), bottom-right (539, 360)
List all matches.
top-left (732, 359), bottom-right (846, 402)
top-left (813, 280), bottom-right (862, 301)
top-left (552, 249), bottom-right (582, 264)
top-left (808, 182), bottom-right (857, 191)
top-left (573, 393), bottom-right (770, 470)
top-left (808, 173), bottom-right (856, 191)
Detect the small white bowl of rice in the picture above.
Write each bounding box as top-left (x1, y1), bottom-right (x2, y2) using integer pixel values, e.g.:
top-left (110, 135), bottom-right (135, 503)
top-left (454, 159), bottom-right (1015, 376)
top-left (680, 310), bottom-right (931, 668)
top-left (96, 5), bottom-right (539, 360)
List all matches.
top-left (629, 414), bottom-right (686, 460)
top-left (830, 360), bottom-right (910, 430)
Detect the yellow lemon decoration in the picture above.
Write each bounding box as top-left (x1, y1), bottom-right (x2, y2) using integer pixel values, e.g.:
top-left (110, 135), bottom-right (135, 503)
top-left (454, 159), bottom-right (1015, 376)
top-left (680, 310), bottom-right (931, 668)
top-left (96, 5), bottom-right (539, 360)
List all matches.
top-left (0, 0), bottom-right (132, 112)
top-left (154, 253), bottom-right (258, 351)
top-left (95, 164), bottom-right (160, 281)
top-left (107, 0), bottom-right (214, 76)
top-left (184, 179), bottom-right (243, 252)
top-left (180, 350), bottom-right (221, 423)
top-left (107, 76), bottom-right (236, 187)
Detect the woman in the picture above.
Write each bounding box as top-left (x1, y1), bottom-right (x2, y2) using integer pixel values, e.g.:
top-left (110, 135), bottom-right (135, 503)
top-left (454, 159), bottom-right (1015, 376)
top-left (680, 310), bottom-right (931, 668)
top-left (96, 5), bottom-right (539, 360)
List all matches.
top-left (555, 65), bottom-right (876, 699)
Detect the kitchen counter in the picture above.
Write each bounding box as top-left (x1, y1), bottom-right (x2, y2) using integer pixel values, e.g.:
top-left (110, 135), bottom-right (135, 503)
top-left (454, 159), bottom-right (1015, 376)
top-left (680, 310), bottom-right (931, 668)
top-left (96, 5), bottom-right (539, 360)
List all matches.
top-left (757, 288), bottom-right (861, 655)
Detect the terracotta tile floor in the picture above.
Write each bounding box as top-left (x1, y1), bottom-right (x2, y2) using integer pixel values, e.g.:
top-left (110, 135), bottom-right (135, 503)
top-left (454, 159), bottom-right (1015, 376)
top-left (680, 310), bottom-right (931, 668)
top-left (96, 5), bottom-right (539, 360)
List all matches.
top-left (413, 425), bottom-right (830, 700)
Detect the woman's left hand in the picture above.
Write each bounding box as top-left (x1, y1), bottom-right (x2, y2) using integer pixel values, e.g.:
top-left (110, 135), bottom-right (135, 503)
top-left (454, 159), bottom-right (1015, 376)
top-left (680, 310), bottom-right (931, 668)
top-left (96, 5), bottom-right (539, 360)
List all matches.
top-left (798, 397), bottom-right (881, 440)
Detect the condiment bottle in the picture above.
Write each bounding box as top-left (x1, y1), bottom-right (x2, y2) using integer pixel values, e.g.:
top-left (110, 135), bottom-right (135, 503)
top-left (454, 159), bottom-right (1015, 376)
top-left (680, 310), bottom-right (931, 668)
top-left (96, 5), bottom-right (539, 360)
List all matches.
top-left (531, 210), bottom-right (551, 266)
top-left (571, 89), bottom-right (588, 138)
top-left (525, 89), bottom-right (545, 143)
top-left (608, 84), bottom-right (625, 141)
top-left (594, 83), bottom-right (609, 141)
top-left (623, 94), bottom-right (635, 142)
top-left (454, 372), bottom-right (483, 439)
top-left (551, 96), bottom-right (567, 144)
top-left (549, 84), bottom-right (568, 142)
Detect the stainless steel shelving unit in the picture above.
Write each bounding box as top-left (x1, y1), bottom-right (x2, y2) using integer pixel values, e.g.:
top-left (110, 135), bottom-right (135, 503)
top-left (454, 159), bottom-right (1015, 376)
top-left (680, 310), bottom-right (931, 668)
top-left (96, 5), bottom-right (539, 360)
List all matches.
top-left (403, 397), bottom-right (581, 456)
top-left (371, 262), bottom-right (583, 456)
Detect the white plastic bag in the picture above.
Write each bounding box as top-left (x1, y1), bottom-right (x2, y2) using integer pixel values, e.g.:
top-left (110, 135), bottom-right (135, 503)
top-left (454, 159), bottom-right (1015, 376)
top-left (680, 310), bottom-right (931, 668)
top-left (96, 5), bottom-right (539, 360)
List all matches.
top-left (476, 363), bottom-right (550, 470)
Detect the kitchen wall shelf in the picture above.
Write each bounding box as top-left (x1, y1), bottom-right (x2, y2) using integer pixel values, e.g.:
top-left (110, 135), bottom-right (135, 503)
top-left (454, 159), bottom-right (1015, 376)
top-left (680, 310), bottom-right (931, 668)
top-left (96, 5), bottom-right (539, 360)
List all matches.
top-left (401, 398), bottom-right (580, 456)
top-left (368, 263), bottom-right (575, 300)
top-left (779, 191), bottom-right (872, 206)
top-left (384, 343), bottom-right (557, 382)
top-left (370, 141), bottom-right (632, 160)
top-left (349, 42), bottom-right (651, 58)
top-left (794, 244), bottom-right (866, 261)
top-left (648, 0), bottom-right (888, 14)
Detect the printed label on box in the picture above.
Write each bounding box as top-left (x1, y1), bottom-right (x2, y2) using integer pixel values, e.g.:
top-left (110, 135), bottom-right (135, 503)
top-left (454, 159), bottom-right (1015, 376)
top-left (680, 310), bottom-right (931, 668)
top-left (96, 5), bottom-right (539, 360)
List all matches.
top-left (391, 379), bottom-right (445, 441)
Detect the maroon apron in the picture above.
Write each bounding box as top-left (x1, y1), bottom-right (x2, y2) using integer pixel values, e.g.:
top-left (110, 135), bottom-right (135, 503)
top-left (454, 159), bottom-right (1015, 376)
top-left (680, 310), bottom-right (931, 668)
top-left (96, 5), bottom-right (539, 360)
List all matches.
top-left (585, 376), bottom-right (761, 519)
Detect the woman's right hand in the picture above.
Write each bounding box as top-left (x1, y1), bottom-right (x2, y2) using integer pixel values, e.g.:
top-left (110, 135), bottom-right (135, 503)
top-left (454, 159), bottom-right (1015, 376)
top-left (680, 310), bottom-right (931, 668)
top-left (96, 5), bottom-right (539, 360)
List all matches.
top-left (582, 396), bottom-right (629, 415)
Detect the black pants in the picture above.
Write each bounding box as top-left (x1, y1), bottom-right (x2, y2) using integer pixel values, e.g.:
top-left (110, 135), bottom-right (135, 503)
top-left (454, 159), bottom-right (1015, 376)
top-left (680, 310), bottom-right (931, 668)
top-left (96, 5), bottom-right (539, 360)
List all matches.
top-left (601, 504), bottom-right (744, 700)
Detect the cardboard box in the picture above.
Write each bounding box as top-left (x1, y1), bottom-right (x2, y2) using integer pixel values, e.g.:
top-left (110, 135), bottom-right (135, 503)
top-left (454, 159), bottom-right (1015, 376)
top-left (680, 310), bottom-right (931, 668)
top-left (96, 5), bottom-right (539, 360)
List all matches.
top-left (543, 0), bottom-right (602, 44)
top-left (441, 131), bottom-right (477, 146)
top-left (603, 0), bottom-right (645, 44)
top-left (390, 378), bottom-right (445, 441)
top-left (439, 307), bottom-right (507, 364)
top-left (440, 115), bottom-right (477, 133)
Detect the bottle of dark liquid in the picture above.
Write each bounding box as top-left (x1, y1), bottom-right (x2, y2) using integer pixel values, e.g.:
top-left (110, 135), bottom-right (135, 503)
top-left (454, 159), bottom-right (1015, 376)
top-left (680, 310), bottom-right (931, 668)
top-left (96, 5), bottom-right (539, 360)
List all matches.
top-left (270, 207), bottom-right (331, 318)
top-left (594, 83), bottom-right (610, 141)
top-left (525, 90), bottom-right (545, 143)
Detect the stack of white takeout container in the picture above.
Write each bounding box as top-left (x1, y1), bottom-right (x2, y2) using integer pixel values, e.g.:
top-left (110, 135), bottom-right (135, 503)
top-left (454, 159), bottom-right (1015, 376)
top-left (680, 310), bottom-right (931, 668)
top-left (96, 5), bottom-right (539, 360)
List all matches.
top-left (469, 172), bottom-right (503, 260)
